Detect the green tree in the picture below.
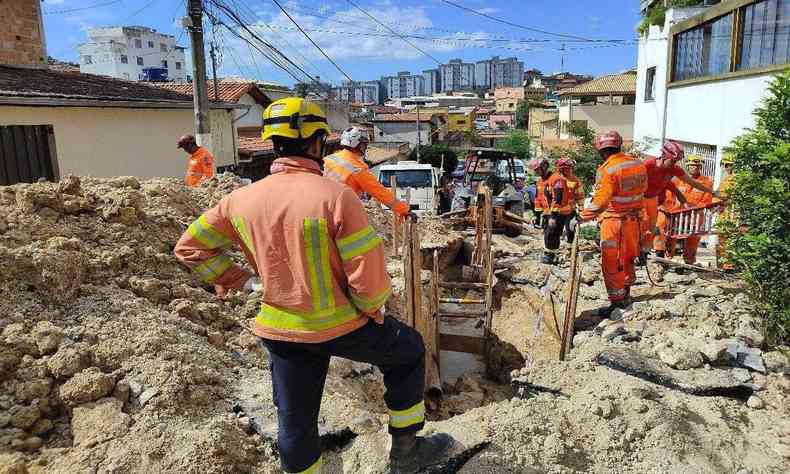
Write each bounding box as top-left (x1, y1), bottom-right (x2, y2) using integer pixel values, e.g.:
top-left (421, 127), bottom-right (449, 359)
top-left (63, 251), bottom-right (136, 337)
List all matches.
top-left (515, 102), bottom-right (529, 129)
top-left (546, 122), bottom-right (600, 192)
top-left (408, 144), bottom-right (458, 174)
top-left (637, 1), bottom-right (704, 36)
top-left (497, 129), bottom-right (531, 162)
top-left (719, 70), bottom-right (790, 345)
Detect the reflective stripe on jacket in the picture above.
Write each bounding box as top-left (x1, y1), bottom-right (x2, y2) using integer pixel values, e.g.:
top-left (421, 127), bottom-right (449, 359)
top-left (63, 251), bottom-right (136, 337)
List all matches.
top-left (174, 157), bottom-right (392, 343)
top-left (581, 152), bottom-right (648, 220)
top-left (323, 149), bottom-right (410, 217)
top-left (185, 146), bottom-right (215, 187)
top-left (565, 173), bottom-right (585, 209)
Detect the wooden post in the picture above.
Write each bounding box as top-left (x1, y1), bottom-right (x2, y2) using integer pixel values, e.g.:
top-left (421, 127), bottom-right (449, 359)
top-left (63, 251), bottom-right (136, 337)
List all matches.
top-left (390, 175), bottom-right (399, 257)
top-left (559, 222), bottom-right (582, 361)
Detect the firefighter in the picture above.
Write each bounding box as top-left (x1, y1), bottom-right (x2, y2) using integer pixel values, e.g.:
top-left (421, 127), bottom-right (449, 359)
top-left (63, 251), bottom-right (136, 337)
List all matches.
top-left (714, 152), bottom-right (736, 270)
top-left (580, 131), bottom-right (647, 316)
top-left (641, 141), bottom-right (718, 261)
top-left (324, 127), bottom-right (411, 218)
top-left (541, 161), bottom-right (573, 264)
top-left (663, 154), bottom-right (714, 264)
top-left (177, 134), bottom-right (215, 187)
top-left (557, 158), bottom-right (585, 243)
top-left (527, 157), bottom-right (551, 229)
top-left (174, 98), bottom-right (450, 474)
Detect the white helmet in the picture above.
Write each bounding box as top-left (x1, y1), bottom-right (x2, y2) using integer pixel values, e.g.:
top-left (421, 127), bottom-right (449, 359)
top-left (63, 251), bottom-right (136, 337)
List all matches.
top-left (340, 127), bottom-right (369, 149)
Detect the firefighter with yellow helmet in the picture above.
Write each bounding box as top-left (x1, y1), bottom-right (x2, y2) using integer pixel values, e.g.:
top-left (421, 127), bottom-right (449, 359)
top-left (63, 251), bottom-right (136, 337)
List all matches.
top-left (174, 97), bottom-right (450, 474)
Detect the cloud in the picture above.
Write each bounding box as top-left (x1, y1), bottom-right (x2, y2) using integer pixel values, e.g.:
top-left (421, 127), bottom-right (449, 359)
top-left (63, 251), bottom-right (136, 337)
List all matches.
top-left (44, 0), bottom-right (66, 4)
top-left (476, 8), bottom-right (500, 15)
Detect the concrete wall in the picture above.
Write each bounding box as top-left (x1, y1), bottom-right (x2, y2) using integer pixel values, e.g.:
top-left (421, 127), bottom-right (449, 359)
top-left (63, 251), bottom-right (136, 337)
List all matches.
top-left (489, 113), bottom-right (515, 129)
top-left (373, 122), bottom-right (433, 148)
top-left (0, 0), bottom-right (46, 67)
top-left (234, 94), bottom-right (264, 130)
top-left (559, 104), bottom-right (635, 140)
top-left (0, 106), bottom-right (237, 179)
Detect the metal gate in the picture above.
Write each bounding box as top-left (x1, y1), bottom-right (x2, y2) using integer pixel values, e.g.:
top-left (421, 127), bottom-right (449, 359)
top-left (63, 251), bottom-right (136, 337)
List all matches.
top-left (0, 125), bottom-right (58, 185)
top-left (673, 140), bottom-right (717, 177)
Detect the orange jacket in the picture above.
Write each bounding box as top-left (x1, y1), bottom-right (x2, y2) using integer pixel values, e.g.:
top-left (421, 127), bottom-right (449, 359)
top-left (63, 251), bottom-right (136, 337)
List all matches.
top-left (562, 172), bottom-right (585, 210)
top-left (174, 157), bottom-right (391, 344)
top-left (581, 152), bottom-right (647, 221)
top-left (544, 172), bottom-right (573, 215)
top-left (185, 146), bottom-right (215, 187)
top-left (675, 175), bottom-right (713, 207)
top-left (323, 149), bottom-right (410, 217)
top-left (534, 175), bottom-right (549, 212)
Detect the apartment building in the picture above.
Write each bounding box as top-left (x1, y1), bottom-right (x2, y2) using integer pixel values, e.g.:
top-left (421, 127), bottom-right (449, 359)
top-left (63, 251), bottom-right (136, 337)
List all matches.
top-left (440, 59), bottom-right (476, 93)
top-left (423, 69), bottom-right (442, 96)
top-left (333, 80), bottom-right (383, 104)
top-left (381, 71), bottom-right (426, 99)
top-left (476, 56), bottom-right (525, 90)
top-left (77, 26), bottom-right (187, 82)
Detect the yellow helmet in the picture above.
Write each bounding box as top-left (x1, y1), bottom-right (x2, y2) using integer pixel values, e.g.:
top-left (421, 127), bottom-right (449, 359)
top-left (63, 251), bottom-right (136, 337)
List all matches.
top-left (721, 152), bottom-right (735, 166)
top-left (262, 97), bottom-right (330, 141)
top-left (686, 154), bottom-right (703, 165)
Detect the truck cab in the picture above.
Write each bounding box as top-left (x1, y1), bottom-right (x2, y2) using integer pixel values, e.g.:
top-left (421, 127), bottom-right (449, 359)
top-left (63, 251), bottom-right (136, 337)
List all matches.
top-left (377, 161), bottom-right (438, 214)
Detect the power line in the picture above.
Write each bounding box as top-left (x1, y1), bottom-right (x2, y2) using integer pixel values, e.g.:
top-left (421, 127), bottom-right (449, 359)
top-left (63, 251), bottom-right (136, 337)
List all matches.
top-left (270, 0), bottom-right (354, 82)
top-left (44, 0), bottom-right (124, 14)
top-left (343, 0), bottom-right (441, 64)
top-left (122, 0), bottom-right (160, 21)
top-left (437, 0), bottom-right (608, 43)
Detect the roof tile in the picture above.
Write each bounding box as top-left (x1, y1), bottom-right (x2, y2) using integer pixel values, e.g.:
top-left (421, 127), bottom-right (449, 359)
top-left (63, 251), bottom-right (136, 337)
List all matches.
top-left (558, 72), bottom-right (637, 96)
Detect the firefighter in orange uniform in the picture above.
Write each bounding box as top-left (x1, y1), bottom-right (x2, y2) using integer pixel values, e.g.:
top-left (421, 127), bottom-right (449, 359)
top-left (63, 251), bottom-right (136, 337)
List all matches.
top-left (558, 158), bottom-right (585, 243)
top-left (527, 157), bottom-right (551, 229)
top-left (663, 155), bottom-right (713, 264)
top-left (541, 161), bottom-right (574, 265)
top-left (177, 134), bottom-right (215, 187)
top-left (580, 131), bottom-right (648, 317)
top-left (714, 152), bottom-right (736, 269)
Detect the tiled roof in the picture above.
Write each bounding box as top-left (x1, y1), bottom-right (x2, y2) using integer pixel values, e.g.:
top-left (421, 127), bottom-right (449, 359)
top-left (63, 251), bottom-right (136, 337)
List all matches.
top-left (372, 113), bottom-right (436, 122)
top-left (558, 72), bottom-right (637, 96)
top-left (238, 132), bottom-right (341, 155)
top-left (369, 105), bottom-right (402, 114)
top-left (154, 81), bottom-right (269, 104)
top-left (0, 65), bottom-right (194, 104)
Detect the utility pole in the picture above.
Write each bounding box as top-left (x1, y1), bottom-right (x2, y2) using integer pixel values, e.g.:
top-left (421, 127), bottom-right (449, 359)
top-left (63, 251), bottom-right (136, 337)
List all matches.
top-left (186, 0), bottom-right (212, 153)
top-left (560, 43), bottom-right (566, 73)
top-left (416, 103), bottom-right (421, 161)
top-left (209, 41), bottom-right (220, 102)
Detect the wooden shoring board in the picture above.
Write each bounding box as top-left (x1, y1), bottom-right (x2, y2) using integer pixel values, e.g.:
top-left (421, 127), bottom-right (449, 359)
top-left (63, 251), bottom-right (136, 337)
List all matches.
top-left (559, 223), bottom-right (582, 361)
top-left (390, 176), bottom-right (399, 257)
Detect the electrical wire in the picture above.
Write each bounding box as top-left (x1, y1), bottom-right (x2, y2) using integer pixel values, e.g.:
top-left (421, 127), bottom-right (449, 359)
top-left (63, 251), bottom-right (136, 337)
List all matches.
top-left (43, 0), bottom-right (124, 14)
top-left (270, 0), bottom-right (354, 82)
top-left (122, 0), bottom-right (160, 21)
top-left (343, 0), bottom-right (441, 64)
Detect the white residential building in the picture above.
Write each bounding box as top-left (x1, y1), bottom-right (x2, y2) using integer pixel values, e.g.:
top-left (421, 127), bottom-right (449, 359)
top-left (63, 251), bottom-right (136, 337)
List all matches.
top-left (423, 69), bottom-right (442, 96)
top-left (440, 59), bottom-right (475, 92)
top-left (381, 71), bottom-right (426, 100)
top-left (333, 80), bottom-right (382, 104)
top-left (475, 56), bottom-right (525, 90)
top-left (634, 0), bottom-right (787, 186)
top-left (78, 26), bottom-right (187, 82)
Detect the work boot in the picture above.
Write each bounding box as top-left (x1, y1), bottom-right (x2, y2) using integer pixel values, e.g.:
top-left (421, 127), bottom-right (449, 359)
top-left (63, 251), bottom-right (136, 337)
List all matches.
top-left (389, 432), bottom-right (452, 474)
top-left (596, 297), bottom-right (632, 319)
top-left (542, 252), bottom-right (556, 265)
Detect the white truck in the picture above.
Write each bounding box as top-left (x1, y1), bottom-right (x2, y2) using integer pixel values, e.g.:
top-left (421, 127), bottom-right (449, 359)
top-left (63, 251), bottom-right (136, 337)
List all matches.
top-left (377, 161), bottom-right (439, 215)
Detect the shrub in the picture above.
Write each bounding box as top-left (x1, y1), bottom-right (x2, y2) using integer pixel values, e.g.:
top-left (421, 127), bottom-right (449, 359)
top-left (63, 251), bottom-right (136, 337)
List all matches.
top-left (720, 70), bottom-right (790, 345)
top-left (497, 129), bottom-right (532, 162)
top-left (408, 144), bottom-right (458, 174)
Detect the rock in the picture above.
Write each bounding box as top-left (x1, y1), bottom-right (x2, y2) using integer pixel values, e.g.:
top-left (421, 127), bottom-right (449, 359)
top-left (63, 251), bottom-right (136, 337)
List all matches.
top-left (59, 367), bottom-right (115, 406)
top-left (47, 344), bottom-right (91, 379)
top-left (685, 286), bottom-right (722, 299)
top-left (736, 323), bottom-right (765, 348)
top-left (593, 400), bottom-right (614, 419)
top-left (763, 351), bottom-right (789, 374)
top-left (664, 271), bottom-right (697, 285)
top-left (455, 375), bottom-right (483, 394)
top-left (113, 381), bottom-right (131, 404)
top-left (746, 395), bottom-right (764, 409)
top-left (21, 437), bottom-right (42, 451)
top-left (127, 381), bottom-right (144, 397)
top-left (609, 308), bottom-right (629, 321)
top-left (57, 175), bottom-right (82, 195)
top-left (71, 398), bottom-right (131, 447)
top-left (14, 379), bottom-right (52, 402)
top-left (0, 453), bottom-right (28, 473)
top-left (573, 331), bottom-right (593, 347)
top-left (658, 347), bottom-right (704, 370)
top-left (731, 368), bottom-right (753, 383)
top-left (237, 416), bottom-right (253, 434)
top-left (207, 332), bottom-right (224, 347)
top-left (725, 342), bottom-right (766, 373)
top-left (108, 176), bottom-right (141, 189)
top-left (128, 277), bottom-right (170, 303)
top-left (32, 322), bottom-right (64, 355)
top-left (0, 413), bottom-right (9, 428)
top-left (580, 265), bottom-right (600, 285)
top-left (29, 418), bottom-right (53, 436)
top-left (8, 405), bottom-right (40, 430)
top-left (350, 414), bottom-right (382, 435)
top-left (701, 341), bottom-right (729, 364)
top-left (601, 323), bottom-right (627, 341)
top-left (666, 294), bottom-right (693, 317)
top-left (139, 388), bottom-right (159, 407)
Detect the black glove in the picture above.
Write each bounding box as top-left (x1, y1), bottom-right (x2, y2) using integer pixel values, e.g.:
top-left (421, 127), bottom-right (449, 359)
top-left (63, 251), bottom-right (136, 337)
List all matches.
top-left (637, 251), bottom-right (648, 267)
top-left (532, 211), bottom-right (542, 228)
top-left (406, 211), bottom-right (419, 222)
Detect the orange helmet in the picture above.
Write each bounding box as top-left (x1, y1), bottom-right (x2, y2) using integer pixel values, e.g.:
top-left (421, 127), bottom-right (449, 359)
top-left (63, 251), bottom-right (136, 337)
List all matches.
top-left (556, 158), bottom-right (574, 170)
top-left (594, 131), bottom-right (623, 151)
top-left (661, 141), bottom-right (685, 162)
top-left (527, 158), bottom-right (549, 171)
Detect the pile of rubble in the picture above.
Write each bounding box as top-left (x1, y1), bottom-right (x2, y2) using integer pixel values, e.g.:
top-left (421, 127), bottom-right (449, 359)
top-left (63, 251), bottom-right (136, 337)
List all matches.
top-left (1, 175), bottom-right (788, 473)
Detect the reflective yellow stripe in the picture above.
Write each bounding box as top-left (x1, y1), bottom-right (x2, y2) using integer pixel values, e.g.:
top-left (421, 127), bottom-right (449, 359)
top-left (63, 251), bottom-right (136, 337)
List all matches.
top-left (336, 225), bottom-right (383, 261)
top-left (194, 254), bottom-right (233, 283)
top-left (389, 400), bottom-right (425, 429)
top-left (287, 456), bottom-right (322, 474)
top-left (350, 287), bottom-right (391, 312)
top-left (607, 161), bottom-right (641, 174)
top-left (256, 304), bottom-right (359, 332)
top-left (187, 215), bottom-right (233, 249)
top-left (231, 216), bottom-right (256, 258)
top-left (600, 239), bottom-right (618, 248)
top-left (304, 218), bottom-right (335, 311)
top-left (612, 195), bottom-right (642, 203)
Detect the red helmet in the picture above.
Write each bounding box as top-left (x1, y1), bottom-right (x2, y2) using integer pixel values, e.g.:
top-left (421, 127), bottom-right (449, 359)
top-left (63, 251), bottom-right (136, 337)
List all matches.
top-left (556, 158), bottom-right (574, 170)
top-left (661, 141), bottom-right (684, 162)
top-left (594, 130), bottom-right (623, 151)
top-left (527, 158), bottom-right (548, 171)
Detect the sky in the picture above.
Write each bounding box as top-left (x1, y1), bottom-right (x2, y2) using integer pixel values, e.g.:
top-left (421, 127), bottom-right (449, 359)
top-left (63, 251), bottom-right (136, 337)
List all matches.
top-left (42, 0), bottom-right (644, 87)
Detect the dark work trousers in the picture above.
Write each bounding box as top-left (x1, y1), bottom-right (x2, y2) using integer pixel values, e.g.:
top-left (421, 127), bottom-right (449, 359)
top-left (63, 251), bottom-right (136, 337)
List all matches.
top-left (260, 316), bottom-right (426, 473)
top-left (544, 213), bottom-right (570, 253)
top-left (564, 211), bottom-right (578, 243)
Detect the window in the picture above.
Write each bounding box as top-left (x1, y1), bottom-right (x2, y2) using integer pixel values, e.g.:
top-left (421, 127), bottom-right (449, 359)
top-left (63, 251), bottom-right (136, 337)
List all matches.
top-left (134, 39), bottom-right (142, 48)
top-left (673, 13), bottom-right (733, 81)
top-left (160, 43), bottom-right (168, 52)
top-left (83, 55), bottom-right (93, 64)
top-left (738, 0), bottom-right (790, 71)
top-left (378, 170), bottom-right (432, 188)
top-left (120, 55), bottom-right (128, 64)
top-left (175, 61), bottom-right (182, 70)
top-left (645, 66), bottom-right (656, 101)
top-left (137, 56), bottom-right (144, 66)
top-left (162, 60), bottom-right (168, 68)
top-left (148, 41), bottom-right (154, 48)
